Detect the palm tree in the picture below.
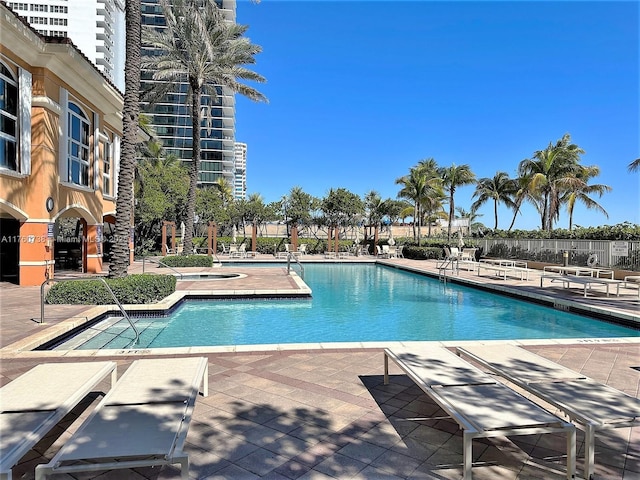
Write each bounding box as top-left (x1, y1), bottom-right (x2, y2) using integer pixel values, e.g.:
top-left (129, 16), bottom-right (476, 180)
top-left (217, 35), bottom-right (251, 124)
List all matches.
top-left (471, 171), bottom-right (516, 230)
top-left (109, 0), bottom-right (141, 278)
top-left (364, 190), bottom-right (385, 228)
top-left (395, 159), bottom-right (443, 242)
top-left (396, 167), bottom-right (437, 242)
top-left (213, 177), bottom-right (234, 206)
top-left (439, 164), bottom-right (476, 241)
top-left (629, 158), bottom-right (640, 172)
top-left (506, 173), bottom-right (535, 231)
top-left (563, 165), bottom-right (611, 230)
top-left (142, 0), bottom-right (267, 254)
top-left (518, 134), bottom-right (584, 231)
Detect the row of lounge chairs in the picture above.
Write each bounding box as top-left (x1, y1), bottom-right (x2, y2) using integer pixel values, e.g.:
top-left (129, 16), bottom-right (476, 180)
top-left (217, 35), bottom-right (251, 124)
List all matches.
top-left (3, 348), bottom-right (638, 479)
top-left (439, 251), bottom-right (640, 297)
top-left (1, 357), bottom-right (208, 480)
top-left (384, 344), bottom-right (640, 479)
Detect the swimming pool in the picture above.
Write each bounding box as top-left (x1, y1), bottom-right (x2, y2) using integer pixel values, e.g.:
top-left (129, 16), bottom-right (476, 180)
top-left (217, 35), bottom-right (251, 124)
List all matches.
top-left (52, 264), bottom-right (638, 350)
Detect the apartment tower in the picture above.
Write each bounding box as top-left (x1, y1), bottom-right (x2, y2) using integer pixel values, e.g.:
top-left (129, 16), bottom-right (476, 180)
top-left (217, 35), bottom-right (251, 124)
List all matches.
top-left (6, 0), bottom-right (126, 90)
top-left (233, 142), bottom-right (247, 200)
top-left (140, 0), bottom-right (237, 187)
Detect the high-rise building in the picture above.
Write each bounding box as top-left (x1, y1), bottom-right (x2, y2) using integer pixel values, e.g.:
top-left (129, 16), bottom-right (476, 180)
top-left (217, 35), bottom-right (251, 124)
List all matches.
top-left (6, 0), bottom-right (126, 90)
top-left (140, 0), bottom-right (237, 187)
top-left (234, 142), bottom-right (247, 200)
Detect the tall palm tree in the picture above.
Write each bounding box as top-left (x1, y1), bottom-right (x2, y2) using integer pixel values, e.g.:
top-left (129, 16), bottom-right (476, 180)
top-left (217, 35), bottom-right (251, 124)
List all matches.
top-left (563, 165), bottom-right (611, 230)
top-left (142, 0), bottom-right (267, 254)
top-left (439, 164), bottom-right (476, 241)
top-left (506, 173), bottom-right (535, 231)
top-left (396, 164), bottom-right (442, 242)
top-left (629, 158), bottom-right (640, 172)
top-left (109, 0), bottom-right (141, 278)
top-left (518, 134), bottom-right (583, 231)
top-left (471, 171), bottom-right (516, 230)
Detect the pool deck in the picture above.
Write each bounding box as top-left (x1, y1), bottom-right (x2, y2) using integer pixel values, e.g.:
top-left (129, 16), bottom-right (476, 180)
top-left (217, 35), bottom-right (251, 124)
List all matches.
top-left (0, 257), bottom-right (638, 479)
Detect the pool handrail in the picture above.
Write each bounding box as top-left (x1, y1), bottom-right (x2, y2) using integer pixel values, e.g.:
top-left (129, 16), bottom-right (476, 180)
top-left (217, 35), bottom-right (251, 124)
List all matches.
top-left (287, 253), bottom-right (304, 279)
top-left (40, 276), bottom-right (140, 346)
top-left (142, 257), bottom-right (184, 279)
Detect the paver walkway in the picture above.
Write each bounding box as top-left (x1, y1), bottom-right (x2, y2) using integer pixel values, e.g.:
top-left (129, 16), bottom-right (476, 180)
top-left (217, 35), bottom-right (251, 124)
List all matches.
top-left (1, 257), bottom-right (638, 479)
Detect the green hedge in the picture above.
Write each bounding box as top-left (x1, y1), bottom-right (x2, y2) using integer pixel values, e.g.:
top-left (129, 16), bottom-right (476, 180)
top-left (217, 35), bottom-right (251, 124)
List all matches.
top-left (161, 254), bottom-right (213, 267)
top-left (46, 274), bottom-right (176, 305)
top-left (402, 246), bottom-right (444, 260)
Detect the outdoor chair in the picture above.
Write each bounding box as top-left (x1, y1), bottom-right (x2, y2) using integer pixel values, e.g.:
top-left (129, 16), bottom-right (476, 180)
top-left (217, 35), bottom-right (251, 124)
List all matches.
top-left (457, 344), bottom-right (640, 479)
top-left (1, 361), bottom-right (117, 480)
top-left (35, 357), bottom-right (208, 480)
top-left (384, 346), bottom-right (576, 480)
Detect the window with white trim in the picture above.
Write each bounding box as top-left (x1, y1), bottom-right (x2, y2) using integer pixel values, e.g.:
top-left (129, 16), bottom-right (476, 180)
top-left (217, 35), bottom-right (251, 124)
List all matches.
top-left (67, 102), bottom-right (90, 186)
top-left (103, 132), bottom-right (112, 196)
top-left (0, 64), bottom-right (18, 172)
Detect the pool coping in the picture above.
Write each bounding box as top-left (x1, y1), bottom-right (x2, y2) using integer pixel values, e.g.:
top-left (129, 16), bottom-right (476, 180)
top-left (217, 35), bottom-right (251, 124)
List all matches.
top-left (1, 261), bottom-right (637, 358)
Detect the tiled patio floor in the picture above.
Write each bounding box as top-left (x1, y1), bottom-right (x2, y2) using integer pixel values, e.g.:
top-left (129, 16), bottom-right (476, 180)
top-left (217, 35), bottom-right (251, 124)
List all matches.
top-left (1, 258), bottom-right (638, 479)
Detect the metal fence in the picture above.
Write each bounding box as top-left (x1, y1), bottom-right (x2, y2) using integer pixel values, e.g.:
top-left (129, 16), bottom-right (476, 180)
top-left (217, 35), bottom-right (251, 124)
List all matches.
top-left (473, 239), bottom-right (640, 272)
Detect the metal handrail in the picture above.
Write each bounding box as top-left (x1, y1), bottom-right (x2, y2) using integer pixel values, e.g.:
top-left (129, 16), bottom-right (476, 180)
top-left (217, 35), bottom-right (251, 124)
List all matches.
top-left (142, 257), bottom-right (183, 279)
top-left (193, 247), bottom-right (223, 266)
top-left (286, 252), bottom-right (304, 279)
top-left (40, 276), bottom-right (140, 346)
top-left (438, 258), bottom-right (458, 283)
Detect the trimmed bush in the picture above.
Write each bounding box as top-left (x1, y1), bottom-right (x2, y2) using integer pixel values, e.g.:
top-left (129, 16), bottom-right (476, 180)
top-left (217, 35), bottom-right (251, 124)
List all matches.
top-left (402, 246), bottom-right (444, 260)
top-left (46, 274), bottom-right (176, 305)
top-left (161, 254), bottom-right (213, 267)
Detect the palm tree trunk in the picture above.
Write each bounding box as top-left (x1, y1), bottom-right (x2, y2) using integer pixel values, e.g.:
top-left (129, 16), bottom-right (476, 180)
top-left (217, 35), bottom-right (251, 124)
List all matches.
top-left (183, 79), bottom-right (202, 255)
top-left (507, 202), bottom-right (521, 231)
top-left (109, 0), bottom-right (140, 278)
top-left (447, 193), bottom-right (454, 241)
top-left (416, 205), bottom-right (422, 244)
top-left (493, 200), bottom-right (498, 230)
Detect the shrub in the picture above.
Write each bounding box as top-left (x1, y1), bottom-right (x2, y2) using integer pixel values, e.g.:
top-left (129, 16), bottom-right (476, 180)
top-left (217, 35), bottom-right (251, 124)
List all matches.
top-left (46, 274), bottom-right (176, 305)
top-left (402, 246), bottom-right (443, 260)
top-left (161, 254), bottom-right (213, 267)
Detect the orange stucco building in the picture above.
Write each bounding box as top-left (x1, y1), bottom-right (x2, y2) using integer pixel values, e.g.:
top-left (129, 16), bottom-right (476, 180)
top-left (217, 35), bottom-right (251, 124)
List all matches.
top-left (0, 4), bottom-right (129, 286)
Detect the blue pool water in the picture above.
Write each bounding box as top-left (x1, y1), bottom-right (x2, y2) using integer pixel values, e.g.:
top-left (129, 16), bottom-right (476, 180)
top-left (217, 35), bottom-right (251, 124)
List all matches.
top-left (56, 264), bottom-right (638, 350)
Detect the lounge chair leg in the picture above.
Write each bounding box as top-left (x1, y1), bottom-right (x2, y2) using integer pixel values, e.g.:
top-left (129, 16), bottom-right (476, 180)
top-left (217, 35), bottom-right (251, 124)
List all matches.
top-left (463, 431), bottom-right (473, 479)
top-left (383, 353), bottom-right (389, 385)
top-left (566, 426), bottom-right (576, 479)
top-left (201, 362), bottom-right (209, 397)
top-left (181, 458), bottom-right (189, 479)
top-left (585, 424), bottom-right (596, 479)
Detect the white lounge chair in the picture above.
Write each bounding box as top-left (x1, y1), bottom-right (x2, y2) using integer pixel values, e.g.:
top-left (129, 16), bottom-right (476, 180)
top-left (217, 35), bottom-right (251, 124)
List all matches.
top-left (230, 243), bottom-right (246, 258)
top-left (35, 357), bottom-right (209, 480)
top-left (384, 346), bottom-right (576, 480)
top-left (623, 275), bottom-right (640, 297)
top-left (457, 344), bottom-right (640, 479)
top-left (1, 361), bottom-right (117, 480)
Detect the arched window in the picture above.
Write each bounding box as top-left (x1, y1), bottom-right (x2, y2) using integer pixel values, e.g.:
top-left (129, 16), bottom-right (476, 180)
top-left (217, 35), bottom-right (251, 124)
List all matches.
top-left (0, 63), bottom-right (18, 171)
top-left (67, 102), bottom-right (90, 186)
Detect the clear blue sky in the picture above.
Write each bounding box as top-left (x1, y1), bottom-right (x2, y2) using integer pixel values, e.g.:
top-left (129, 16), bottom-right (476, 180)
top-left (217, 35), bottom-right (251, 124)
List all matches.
top-left (234, 0), bottom-right (639, 230)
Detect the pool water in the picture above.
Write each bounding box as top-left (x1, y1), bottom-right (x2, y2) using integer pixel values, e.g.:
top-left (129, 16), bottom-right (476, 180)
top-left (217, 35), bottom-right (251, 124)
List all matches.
top-left (54, 264), bottom-right (638, 350)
